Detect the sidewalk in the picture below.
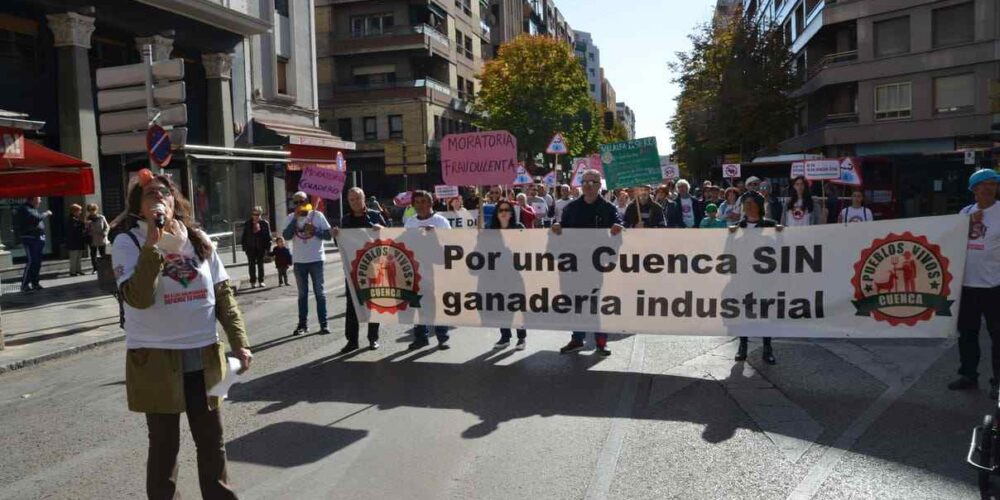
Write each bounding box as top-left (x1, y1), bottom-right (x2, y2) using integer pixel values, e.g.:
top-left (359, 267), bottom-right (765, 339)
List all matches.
top-left (0, 246), bottom-right (342, 374)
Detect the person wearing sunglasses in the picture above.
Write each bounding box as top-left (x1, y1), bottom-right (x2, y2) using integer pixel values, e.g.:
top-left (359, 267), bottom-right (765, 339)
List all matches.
top-left (488, 199), bottom-right (529, 350)
top-left (551, 169), bottom-right (624, 356)
top-left (282, 191), bottom-right (334, 336)
top-left (241, 206), bottom-right (272, 288)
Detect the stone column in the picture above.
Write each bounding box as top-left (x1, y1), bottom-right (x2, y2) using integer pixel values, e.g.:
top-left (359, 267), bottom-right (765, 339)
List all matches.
top-left (202, 53), bottom-right (235, 148)
top-left (47, 12), bottom-right (100, 206)
top-left (135, 34), bottom-right (174, 61)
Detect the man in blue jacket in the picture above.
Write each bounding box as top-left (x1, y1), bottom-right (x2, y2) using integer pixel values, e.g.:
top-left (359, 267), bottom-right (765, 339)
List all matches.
top-left (550, 169), bottom-right (624, 356)
top-left (16, 196), bottom-right (51, 292)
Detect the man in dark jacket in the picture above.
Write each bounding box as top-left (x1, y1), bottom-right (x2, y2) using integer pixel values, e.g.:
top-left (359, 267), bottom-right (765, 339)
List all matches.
top-left (241, 207), bottom-right (272, 288)
top-left (623, 186), bottom-right (665, 228)
top-left (551, 169), bottom-right (624, 356)
top-left (729, 191), bottom-right (782, 364)
top-left (665, 179), bottom-right (704, 228)
top-left (16, 196), bottom-right (51, 292)
top-left (334, 187), bottom-right (388, 354)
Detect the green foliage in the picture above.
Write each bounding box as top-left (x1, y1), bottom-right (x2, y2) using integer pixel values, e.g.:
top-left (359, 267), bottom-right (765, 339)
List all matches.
top-left (475, 35), bottom-right (602, 171)
top-left (668, 8), bottom-right (797, 179)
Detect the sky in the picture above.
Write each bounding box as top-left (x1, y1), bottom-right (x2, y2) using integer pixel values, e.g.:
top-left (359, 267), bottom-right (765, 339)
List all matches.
top-left (556, 0), bottom-right (718, 153)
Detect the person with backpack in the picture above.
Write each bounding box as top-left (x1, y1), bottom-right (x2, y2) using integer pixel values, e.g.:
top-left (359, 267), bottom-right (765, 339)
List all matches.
top-left (86, 203), bottom-right (110, 274)
top-left (16, 196), bottom-right (51, 292)
top-left (838, 188), bottom-right (874, 223)
top-left (110, 168), bottom-right (251, 499)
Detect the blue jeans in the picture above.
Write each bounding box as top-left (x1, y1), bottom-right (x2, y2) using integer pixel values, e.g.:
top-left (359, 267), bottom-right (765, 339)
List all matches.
top-left (572, 332), bottom-right (608, 346)
top-left (294, 261), bottom-right (327, 329)
top-left (20, 237), bottom-right (44, 289)
top-left (414, 325), bottom-right (449, 342)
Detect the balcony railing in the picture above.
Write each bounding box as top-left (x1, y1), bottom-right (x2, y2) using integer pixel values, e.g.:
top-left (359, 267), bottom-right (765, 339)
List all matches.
top-left (824, 111), bottom-right (858, 124)
top-left (331, 78), bottom-right (452, 96)
top-left (806, 49), bottom-right (858, 80)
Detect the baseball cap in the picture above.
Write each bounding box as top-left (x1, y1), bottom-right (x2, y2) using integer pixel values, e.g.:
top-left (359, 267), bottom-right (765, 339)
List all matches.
top-left (293, 191), bottom-right (308, 200)
top-left (968, 169), bottom-right (1000, 191)
top-left (706, 203), bottom-right (719, 213)
top-left (746, 176), bottom-right (762, 185)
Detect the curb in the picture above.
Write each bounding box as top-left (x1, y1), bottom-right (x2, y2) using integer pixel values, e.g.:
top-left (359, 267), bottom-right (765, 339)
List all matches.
top-left (0, 332), bottom-right (126, 375)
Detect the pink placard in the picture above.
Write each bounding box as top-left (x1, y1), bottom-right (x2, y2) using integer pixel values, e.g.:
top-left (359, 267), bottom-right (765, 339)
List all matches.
top-left (441, 131), bottom-right (519, 186)
top-left (299, 165), bottom-right (347, 200)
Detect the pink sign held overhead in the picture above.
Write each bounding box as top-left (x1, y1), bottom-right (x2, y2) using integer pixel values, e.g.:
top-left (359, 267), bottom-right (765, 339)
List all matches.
top-left (441, 131), bottom-right (519, 186)
top-left (299, 165), bottom-right (347, 200)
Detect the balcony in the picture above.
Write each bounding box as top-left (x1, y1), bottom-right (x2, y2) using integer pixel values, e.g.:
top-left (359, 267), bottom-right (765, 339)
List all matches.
top-left (324, 24), bottom-right (450, 59)
top-left (323, 78), bottom-right (453, 106)
top-left (806, 49), bottom-right (857, 81)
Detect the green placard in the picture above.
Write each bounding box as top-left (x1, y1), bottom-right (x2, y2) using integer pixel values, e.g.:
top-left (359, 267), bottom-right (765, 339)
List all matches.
top-left (599, 137), bottom-right (662, 189)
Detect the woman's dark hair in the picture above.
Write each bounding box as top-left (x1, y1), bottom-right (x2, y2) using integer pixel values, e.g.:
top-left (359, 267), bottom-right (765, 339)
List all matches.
top-left (787, 175), bottom-right (814, 213)
top-left (111, 173), bottom-right (213, 262)
top-left (411, 190), bottom-right (433, 205)
top-left (490, 200), bottom-right (517, 229)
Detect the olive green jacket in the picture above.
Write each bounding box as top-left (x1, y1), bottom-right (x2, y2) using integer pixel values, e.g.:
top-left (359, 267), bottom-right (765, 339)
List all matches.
top-left (123, 246), bottom-right (249, 414)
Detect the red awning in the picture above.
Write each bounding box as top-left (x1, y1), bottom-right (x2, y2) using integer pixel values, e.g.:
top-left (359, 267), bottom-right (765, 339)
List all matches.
top-left (285, 144), bottom-right (346, 172)
top-left (0, 137), bottom-right (94, 198)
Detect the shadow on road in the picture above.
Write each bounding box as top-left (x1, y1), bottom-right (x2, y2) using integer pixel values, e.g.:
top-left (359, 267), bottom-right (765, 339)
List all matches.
top-left (227, 421), bottom-right (368, 468)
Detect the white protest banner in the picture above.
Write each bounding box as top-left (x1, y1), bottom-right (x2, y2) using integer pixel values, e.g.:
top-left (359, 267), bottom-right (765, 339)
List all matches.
top-left (435, 185), bottom-right (460, 199)
top-left (440, 209), bottom-right (479, 229)
top-left (722, 163), bottom-right (741, 179)
top-left (339, 215), bottom-right (967, 338)
top-left (805, 159), bottom-right (840, 181)
top-left (791, 161), bottom-right (806, 178)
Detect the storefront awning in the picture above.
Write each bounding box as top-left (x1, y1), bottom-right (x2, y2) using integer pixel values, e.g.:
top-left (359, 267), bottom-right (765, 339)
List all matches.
top-left (183, 144), bottom-right (290, 163)
top-left (255, 119), bottom-right (356, 151)
top-left (0, 136), bottom-right (94, 198)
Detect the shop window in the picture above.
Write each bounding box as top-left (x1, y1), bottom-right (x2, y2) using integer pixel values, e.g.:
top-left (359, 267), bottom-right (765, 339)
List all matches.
top-left (338, 118), bottom-right (353, 141)
top-left (875, 82), bottom-right (912, 121)
top-left (934, 74), bottom-right (975, 114)
top-left (933, 2), bottom-right (974, 48)
top-left (363, 116), bottom-right (377, 140)
top-left (874, 17), bottom-right (909, 57)
top-left (351, 13), bottom-right (394, 37)
top-left (388, 115), bottom-right (403, 139)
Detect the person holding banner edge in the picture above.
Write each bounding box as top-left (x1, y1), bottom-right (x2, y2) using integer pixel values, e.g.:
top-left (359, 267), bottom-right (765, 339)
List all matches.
top-left (552, 169), bottom-right (624, 356)
top-left (404, 190), bottom-right (453, 350)
top-left (489, 199), bottom-right (529, 350)
top-left (333, 188), bottom-right (387, 353)
top-left (949, 169), bottom-right (1000, 398)
top-left (729, 191), bottom-right (783, 364)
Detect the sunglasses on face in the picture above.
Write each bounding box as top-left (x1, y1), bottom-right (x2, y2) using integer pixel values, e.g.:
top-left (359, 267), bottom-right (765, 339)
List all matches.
top-left (498, 208), bottom-right (513, 213)
top-left (293, 199), bottom-right (305, 206)
top-left (142, 186), bottom-right (172, 199)
top-left (252, 213), bottom-right (261, 217)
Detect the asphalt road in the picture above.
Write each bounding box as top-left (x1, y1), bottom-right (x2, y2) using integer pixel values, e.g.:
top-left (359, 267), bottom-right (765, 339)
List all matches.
top-left (0, 259), bottom-right (992, 499)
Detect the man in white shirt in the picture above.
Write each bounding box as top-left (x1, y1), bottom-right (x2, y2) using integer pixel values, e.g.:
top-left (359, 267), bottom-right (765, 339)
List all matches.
top-left (525, 185), bottom-right (549, 228)
top-left (553, 184), bottom-right (573, 222)
top-left (404, 190), bottom-right (452, 350)
top-left (949, 169), bottom-right (1000, 398)
top-left (282, 191), bottom-right (333, 336)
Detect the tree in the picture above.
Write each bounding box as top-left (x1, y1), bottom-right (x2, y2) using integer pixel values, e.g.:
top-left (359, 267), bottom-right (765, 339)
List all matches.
top-left (475, 35), bottom-right (602, 173)
top-left (668, 7), bottom-right (797, 180)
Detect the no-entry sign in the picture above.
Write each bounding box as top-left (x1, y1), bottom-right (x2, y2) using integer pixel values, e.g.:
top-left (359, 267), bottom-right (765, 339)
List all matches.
top-left (146, 125), bottom-right (172, 167)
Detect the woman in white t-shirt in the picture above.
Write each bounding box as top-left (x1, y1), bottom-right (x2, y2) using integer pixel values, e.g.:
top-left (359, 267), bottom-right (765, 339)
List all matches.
top-left (111, 169), bottom-right (251, 498)
top-left (783, 176), bottom-right (815, 227)
top-left (838, 188), bottom-right (874, 223)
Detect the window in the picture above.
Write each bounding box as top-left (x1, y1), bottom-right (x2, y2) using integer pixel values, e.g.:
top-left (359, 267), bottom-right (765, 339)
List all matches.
top-left (588, 52), bottom-right (594, 61)
top-left (363, 116), bottom-right (377, 140)
top-left (874, 17), bottom-right (909, 57)
top-left (466, 80), bottom-right (474, 100)
top-left (276, 57), bottom-right (289, 95)
top-left (353, 71), bottom-right (396, 87)
top-left (337, 118), bottom-right (353, 141)
top-left (274, 0), bottom-right (289, 17)
top-left (455, 0), bottom-right (472, 16)
top-left (590, 83), bottom-right (596, 92)
top-left (934, 74), bottom-right (975, 114)
top-left (589, 68), bottom-right (595, 77)
top-left (933, 3), bottom-right (974, 47)
top-left (351, 13), bottom-right (393, 37)
top-left (457, 76), bottom-right (465, 99)
top-left (388, 115), bottom-right (403, 139)
top-left (434, 115), bottom-right (442, 139)
top-left (464, 35), bottom-right (473, 59)
top-left (875, 82), bottom-right (912, 120)
top-left (455, 29), bottom-right (463, 48)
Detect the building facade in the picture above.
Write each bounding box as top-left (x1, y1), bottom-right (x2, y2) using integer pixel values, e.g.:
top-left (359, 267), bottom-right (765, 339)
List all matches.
top-left (315, 0), bottom-right (489, 199)
top-left (739, 0), bottom-right (999, 218)
top-left (616, 102), bottom-right (636, 140)
top-left (573, 30), bottom-right (602, 103)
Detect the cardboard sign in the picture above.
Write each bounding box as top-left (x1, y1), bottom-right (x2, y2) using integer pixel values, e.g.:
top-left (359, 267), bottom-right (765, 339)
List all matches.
top-left (299, 166), bottom-right (347, 200)
top-left (790, 161), bottom-right (806, 178)
top-left (441, 131), bottom-right (519, 186)
top-left (830, 157), bottom-right (863, 186)
top-left (546, 133), bottom-right (569, 155)
top-left (393, 191), bottom-right (413, 207)
top-left (434, 185), bottom-right (460, 199)
top-left (513, 164), bottom-right (533, 185)
top-left (661, 163), bottom-right (679, 180)
top-left (600, 137), bottom-right (662, 189)
top-left (0, 127), bottom-right (24, 160)
top-left (722, 163), bottom-right (741, 179)
top-left (543, 171), bottom-right (557, 188)
top-left (805, 160), bottom-right (840, 181)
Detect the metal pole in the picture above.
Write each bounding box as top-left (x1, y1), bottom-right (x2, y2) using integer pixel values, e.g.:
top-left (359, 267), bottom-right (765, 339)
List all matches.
top-left (142, 44), bottom-right (159, 174)
top-left (231, 222), bottom-right (238, 264)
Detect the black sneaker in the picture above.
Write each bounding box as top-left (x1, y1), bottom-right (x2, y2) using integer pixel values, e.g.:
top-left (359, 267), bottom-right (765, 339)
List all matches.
top-left (515, 339), bottom-right (526, 351)
top-left (318, 327), bottom-right (332, 335)
top-left (494, 339), bottom-right (510, 349)
top-left (596, 346), bottom-right (612, 357)
top-left (762, 346), bottom-right (776, 365)
top-left (947, 377), bottom-right (978, 391)
top-left (339, 343), bottom-right (359, 354)
top-left (560, 340), bottom-right (585, 354)
top-left (369, 341), bottom-right (380, 350)
top-left (292, 325), bottom-right (308, 336)
top-left (408, 338), bottom-right (430, 351)
top-left (438, 339), bottom-right (451, 350)
top-left (991, 384), bottom-right (999, 400)
top-left (31, 283), bottom-right (43, 290)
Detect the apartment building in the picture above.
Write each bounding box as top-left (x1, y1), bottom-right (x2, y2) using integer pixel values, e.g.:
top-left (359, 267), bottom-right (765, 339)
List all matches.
top-left (489, 0), bottom-right (573, 54)
top-left (600, 68), bottom-right (617, 130)
top-left (617, 102), bottom-right (636, 140)
top-left (739, 0), bottom-right (999, 218)
top-left (316, 0), bottom-right (491, 198)
top-left (574, 30), bottom-right (603, 103)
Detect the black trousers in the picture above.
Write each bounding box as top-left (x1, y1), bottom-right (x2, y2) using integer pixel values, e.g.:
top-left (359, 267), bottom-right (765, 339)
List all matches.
top-left (145, 371), bottom-right (237, 500)
top-left (89, 244), bottom-right (106, 270)
top-left (957, 285), bottom-right (1000, 382)
top-left (345, 288), bottom-right (379, 344)
top-left (246, 251), bottom-right (265, 284)
top-left (276, 267), bottom-right (289, 285)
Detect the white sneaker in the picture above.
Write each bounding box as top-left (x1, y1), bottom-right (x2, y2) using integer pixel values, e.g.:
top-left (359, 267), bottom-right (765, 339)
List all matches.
top-left (494, 340), bottom-right (510, 349)
top-left (515, 339), bottom-right (526, 351)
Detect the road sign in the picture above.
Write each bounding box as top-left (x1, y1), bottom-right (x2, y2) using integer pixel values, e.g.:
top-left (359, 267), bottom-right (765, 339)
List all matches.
top-left (335, 151), bottom-right (346, 171)
top-left (965, 150), bottom-right (976, 165)
top-left (100, 104), bottom-right (187, 134)
top-left (97, 81), bottom-right (185, 112)
top-left (101, 127), bottom-right (187, 155)
top-left (513, 164), bottom-right (533, 185)
top-left (96, 59), bottom-right (185, 90)
top-left (546, 133), bottom-right (569, 155)
top-left (722, 163), bottom-right (741, 178)
top-left (660, 163), bottom-right (679, 180)
top-left (599, 137), bottom-right (661, 189)
top-left (146, 125), bottom-right (172, 167)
